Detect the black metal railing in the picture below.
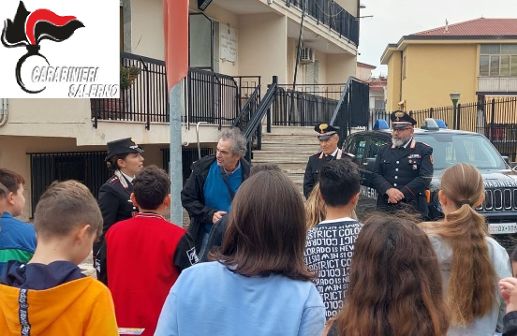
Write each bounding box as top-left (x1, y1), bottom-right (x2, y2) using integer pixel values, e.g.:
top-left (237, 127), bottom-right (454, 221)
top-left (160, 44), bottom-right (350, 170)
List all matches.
top-left (330, 77), bottom-right (370, 141)
top-left (161, 147), bottom-right (215, 182)
top-left (375, 97), bottom-right (517, 161)
top-left (272, 84), bottom-right (346, 126)
top-left (185, 69), bottom-right (240, 129)
top-left (29, 151), bottom-right (109, 216)
top-left (238, 77), bottom-right (279, 160)
top-left (91, 52), bottom-right (169, 129)
top-left (234, 76), bottom-right (261, 108)
top-left (233, 84), bottom-right (262, 159)
top-left (285, 0), bottom-right (359, 46)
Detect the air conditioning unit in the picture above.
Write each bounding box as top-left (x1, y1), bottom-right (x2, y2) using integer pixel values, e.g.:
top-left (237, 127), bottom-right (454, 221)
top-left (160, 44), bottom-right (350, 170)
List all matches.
top-left (300, 47), bottom-right (315, 64)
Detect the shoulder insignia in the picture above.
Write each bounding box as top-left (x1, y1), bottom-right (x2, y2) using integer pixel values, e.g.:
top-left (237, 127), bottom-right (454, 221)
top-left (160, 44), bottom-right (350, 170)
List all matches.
top-left (108, 176), bottom-right (120, 184)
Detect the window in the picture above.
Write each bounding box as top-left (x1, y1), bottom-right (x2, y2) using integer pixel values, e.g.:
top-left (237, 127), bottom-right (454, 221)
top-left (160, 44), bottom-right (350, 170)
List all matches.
top-left (479, 44), bottom-right (517, 77)
top-left (369, 136), bottom-right (389, 158)
top-left (415, 134), bottom-right (506, 170)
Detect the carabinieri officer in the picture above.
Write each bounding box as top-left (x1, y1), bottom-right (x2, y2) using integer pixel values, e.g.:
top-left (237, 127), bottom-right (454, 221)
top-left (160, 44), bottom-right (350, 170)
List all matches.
top-left (372, 111), bottom-right (433, 218)
top-left (303, 122), bottom-right (346, 199)
top-left (95, 137), bottom-right (144, 284)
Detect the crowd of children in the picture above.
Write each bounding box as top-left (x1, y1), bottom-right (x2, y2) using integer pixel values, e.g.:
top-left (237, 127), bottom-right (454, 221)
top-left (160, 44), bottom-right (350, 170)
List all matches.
top-left (2, 159), bottom-right (517, 335)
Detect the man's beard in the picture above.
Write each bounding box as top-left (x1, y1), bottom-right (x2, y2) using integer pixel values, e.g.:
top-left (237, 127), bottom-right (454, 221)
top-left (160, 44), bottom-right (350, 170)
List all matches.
top-left (392, 135), bottom-right (411, 147)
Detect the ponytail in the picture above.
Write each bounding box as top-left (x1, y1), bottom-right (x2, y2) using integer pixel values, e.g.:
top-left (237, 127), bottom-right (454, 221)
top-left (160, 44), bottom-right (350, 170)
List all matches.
top-left (420, 163), bottom-right (496, 326)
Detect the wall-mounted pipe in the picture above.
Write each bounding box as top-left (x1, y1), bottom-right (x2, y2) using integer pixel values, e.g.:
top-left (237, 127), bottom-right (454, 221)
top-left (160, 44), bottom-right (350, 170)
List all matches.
top-left (0, 99), bottom-right (8, 127)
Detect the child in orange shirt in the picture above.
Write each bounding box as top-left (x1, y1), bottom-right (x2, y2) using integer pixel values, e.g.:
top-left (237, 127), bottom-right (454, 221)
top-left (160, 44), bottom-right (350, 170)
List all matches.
top-left (0, 180), bottom-right (118, 336)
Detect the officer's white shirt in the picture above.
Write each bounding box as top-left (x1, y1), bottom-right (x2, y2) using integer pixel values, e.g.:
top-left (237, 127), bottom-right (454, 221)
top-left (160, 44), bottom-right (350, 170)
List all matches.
top-left (121, 171), bottom-right (135, 183)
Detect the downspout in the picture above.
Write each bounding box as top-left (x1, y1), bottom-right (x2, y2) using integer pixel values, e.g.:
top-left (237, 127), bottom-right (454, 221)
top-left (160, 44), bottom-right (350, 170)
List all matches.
top-left (0, 99), bottom-right (8, 127)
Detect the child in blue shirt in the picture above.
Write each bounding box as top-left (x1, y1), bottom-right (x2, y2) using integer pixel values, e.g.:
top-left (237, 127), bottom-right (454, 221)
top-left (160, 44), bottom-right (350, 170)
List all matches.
top-left (0, 169), bottom-right (36, 273)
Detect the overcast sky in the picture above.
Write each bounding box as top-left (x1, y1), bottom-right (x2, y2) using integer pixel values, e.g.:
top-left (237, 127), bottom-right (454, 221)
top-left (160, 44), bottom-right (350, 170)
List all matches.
top-left (358, 0), bottom-right (517, 76)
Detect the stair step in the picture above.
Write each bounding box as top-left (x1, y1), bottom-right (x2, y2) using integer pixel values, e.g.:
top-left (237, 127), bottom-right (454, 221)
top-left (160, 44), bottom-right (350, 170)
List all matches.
top-left (260, 144), bottom-right (318, 151)
top-left (253, 153), bottom-right (312, 161)
top-left (267, 126), bottom-right (316, 136)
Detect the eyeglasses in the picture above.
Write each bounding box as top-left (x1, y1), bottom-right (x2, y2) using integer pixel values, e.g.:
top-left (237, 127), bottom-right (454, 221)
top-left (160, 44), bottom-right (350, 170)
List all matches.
top-left (392, 127), bottom-right (411, 132)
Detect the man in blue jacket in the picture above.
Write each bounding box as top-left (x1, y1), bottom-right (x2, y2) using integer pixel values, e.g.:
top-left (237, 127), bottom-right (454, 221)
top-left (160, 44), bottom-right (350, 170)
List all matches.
top-left (181, 128), bottom-right (251, 257)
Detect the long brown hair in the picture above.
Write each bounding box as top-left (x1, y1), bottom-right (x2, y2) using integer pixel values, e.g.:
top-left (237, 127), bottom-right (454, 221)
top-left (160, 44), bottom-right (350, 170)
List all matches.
top-left (214, 170), bottom-right (312, 280)
top-left (335, 214), bottom-right (448, 336)
top-left (305, 183), bottom-right (326, 229)
top-left (420, 163), bottom-right (496, 326)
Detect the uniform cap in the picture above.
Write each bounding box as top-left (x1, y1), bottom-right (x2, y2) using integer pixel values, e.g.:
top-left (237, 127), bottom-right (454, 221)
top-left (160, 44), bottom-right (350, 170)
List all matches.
top-left (314, 123), bottom-right (339, 140)
top-left (105, 138), bottom-right (144, 161)
top-left (390, 110), bottom-right (416, 129)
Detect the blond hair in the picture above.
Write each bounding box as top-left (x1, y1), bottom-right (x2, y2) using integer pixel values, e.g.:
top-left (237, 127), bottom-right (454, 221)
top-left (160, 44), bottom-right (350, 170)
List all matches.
top-left (35, 180), bottom-right (102, 239)
top-left (420, 163), bottom-right (496, 326)
top-left (305, 183), bottom-right (326, 229)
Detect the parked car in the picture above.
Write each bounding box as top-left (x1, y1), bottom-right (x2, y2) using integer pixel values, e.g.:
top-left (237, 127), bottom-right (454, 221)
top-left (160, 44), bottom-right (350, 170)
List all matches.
top-left (343, 119), bottom-right (517, 250)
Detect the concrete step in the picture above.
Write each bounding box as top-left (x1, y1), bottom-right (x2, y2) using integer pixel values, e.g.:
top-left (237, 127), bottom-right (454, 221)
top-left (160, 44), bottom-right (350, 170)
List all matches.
top-left (260, 143), bottom-right (319, 151)
top-left (261, 136), bottom-right (318, 144)
top-left (253, 159), bottom-right (307, 166)
top-left (267, 126), bottom-right (316, 136)
top-left (252, 152), bottom-right (312, 161)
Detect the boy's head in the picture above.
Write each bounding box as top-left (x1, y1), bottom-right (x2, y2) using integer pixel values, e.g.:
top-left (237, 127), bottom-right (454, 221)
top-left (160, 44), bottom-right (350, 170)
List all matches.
top-left (0, 168), bottom-right (26, 217)
top-left (34, 180), bottom-right (102, 263)
top-left (131, 166), bottom-right (170, 212)
top-left (319, 159), bottom-right (360, 207)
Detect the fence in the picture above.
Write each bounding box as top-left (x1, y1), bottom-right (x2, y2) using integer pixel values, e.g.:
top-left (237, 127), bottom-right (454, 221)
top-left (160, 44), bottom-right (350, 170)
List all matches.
top-left (91, 52), bottom-right (169, 129)
top-left (284, 0), bottom-right (359, 46)
top-left (161, 147), bottom-right (216, 182)
top-left (28, 151), bottom-right (109, 216)
top-left (372, 97), bottom-right (517, 161)
top-left (271, 84), bottom-right (345, 126)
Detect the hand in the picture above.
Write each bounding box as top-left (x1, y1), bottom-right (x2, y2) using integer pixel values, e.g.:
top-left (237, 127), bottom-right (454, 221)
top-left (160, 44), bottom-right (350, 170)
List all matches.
top-left (499, 277), bottom-right (517, 313)
top-left (386, 188), bottom-right (404, 204)
top-left (212, 211), bottom-right (227, 224)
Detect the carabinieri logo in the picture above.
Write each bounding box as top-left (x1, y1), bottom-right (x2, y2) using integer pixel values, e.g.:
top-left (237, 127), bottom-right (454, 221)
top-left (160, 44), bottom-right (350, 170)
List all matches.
top-left (1, 1), bottom-right (84, 94)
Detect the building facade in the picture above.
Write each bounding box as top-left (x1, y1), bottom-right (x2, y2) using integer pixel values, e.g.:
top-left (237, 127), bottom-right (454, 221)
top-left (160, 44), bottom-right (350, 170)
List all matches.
top-left (0, 0), bottom-right (361, 218)
top-left (381, 18), bottom-right (517, 111)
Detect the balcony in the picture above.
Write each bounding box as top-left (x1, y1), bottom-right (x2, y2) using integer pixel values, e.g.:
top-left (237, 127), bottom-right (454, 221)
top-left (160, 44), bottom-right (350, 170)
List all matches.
top-left (91, 52), bottom-right (261, 130)
top-left (285, 0), bottom-right (359, 46)
top-left (478, 76), bottom-right (517, 93)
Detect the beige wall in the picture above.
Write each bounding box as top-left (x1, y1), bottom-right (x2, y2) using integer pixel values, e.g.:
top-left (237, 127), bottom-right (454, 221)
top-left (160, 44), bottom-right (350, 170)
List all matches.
top-left (401, 44), bottom-right (478, 110)
top-left (131, 0), bottom-right (164, 60)
top-left (386, 51), bottom-right (402, 111)
top-left (0, 135), bottom-right (195, 219)
top-left (326, 53), bottom-right (357, 84)
top-left (315, 51), bottom-right (328, 84)
top-left (356, 65), bottom-right (373, 81)
top-left (203, 3), bottom-right (240, 76)
top-left (0, 137), bottom-right (99, 219)
top-left (239, 13), bottom-right (288, 90)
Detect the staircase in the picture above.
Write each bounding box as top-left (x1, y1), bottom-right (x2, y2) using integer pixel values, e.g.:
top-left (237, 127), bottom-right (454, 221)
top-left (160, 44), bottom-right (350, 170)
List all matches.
top-left (251, 126), bottom-right (319, 193)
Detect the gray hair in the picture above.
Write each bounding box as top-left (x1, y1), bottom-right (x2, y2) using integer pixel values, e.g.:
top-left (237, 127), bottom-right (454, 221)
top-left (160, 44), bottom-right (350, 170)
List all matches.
top-left (220, 128), bottom-right (247, 157)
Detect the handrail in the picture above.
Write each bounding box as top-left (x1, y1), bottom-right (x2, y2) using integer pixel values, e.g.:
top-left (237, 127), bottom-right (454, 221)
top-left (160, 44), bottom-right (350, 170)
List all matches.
top-left (244, 77), bottom-right (278, 140)
top-left (232, 85), bottom-right (260, 128)
top-left (330, 76), bottom-right (369, 140)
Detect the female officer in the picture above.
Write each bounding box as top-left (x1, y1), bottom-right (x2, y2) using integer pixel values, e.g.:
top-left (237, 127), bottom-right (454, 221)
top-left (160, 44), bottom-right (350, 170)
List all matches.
top-left (95, 137), bottom-right (144, 283)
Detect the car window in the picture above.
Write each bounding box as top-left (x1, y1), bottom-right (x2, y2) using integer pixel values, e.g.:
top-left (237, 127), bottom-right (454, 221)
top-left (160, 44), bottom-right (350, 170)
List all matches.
top-left (415, 133), bottom-right (507, 171)
top-left (369, 136), bottom-right (389, 158)
top-left (345, 134), bottom-right (367, 160)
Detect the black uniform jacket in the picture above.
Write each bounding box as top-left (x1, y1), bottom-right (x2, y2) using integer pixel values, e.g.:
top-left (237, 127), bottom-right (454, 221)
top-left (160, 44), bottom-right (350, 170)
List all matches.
top-left (181, 155), bottom-right (251, 252)
top-left (98, 173), bottom-right (135, 235)
top-left (95, 173), bottom-right (136, 284)
top-left (303, 149), bottom-right (348, 199)
top-left (371, 139), bottom-right (433, 217)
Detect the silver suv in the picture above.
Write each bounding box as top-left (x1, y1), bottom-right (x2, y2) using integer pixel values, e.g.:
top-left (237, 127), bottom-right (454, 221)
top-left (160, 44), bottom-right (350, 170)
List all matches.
top-left (343, 123), bottom-right (517, 250)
